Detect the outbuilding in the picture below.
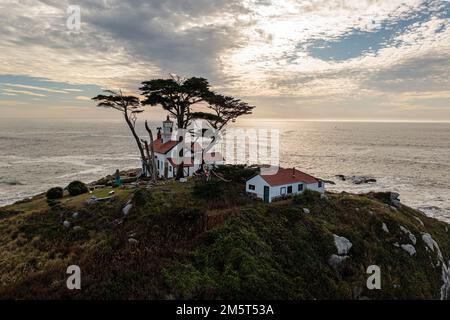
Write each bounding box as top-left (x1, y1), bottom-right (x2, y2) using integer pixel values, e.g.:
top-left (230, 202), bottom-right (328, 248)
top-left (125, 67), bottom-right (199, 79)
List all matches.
top-left (246, 167), bottom-right (325, 203)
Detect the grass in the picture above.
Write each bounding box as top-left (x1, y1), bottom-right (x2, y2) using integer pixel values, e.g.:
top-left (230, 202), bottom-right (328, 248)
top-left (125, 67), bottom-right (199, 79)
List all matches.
top-left (0, 174), bottom-right (449, 299)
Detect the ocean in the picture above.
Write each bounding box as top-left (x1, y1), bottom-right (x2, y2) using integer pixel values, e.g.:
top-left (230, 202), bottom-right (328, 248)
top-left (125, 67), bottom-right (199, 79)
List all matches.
top-left (0, 118), bottom-right (449, 223)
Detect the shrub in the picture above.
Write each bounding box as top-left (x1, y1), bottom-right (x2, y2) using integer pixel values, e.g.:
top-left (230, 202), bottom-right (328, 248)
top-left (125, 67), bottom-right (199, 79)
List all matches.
top-left (46, 187), bottom-right (63, 200)
top-left (192, 181), bottom-right (223, 199)
top-left (67, 181), bottom-right (88, 196)
top-left (293, 189), bottom-right (321, 206)
top-left (214, 165), bottom-right (258, 183)
top-left (46, 198), bottom-right (60, 208)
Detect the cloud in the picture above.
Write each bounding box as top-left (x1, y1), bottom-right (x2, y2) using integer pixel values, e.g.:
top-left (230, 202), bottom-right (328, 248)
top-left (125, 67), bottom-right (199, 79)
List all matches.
top-left (2, 89), bottom-right (47, 97)
top-left (3, 83), bottom-right (68, 93)
top-left (75, 96), bottom-right (91, 101)
top-left (63, 88), bottom-right (84, 92)
top-left (0, 0), bottom-right (449, 120)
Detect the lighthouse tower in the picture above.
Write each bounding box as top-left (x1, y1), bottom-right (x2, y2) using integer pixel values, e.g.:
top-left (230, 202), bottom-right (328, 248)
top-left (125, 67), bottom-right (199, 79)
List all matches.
top-left (162, 115), bottom-right (173, 143)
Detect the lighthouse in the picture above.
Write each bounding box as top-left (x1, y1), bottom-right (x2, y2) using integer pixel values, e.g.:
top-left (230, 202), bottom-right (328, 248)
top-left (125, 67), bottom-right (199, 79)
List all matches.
top-left (162, 115), bottom-right (173, 143)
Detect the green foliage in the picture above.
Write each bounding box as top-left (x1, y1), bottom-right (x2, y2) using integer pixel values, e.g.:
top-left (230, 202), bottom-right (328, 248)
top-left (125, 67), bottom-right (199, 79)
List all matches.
top-left (45, 187), bottom-right (63, 200)
top-left (293, 189), bottom-right (322, 206)
top-left (1, 169), bottom-right (449, 300)
top-left (46, 198), bottom-right (60, 208)
top-left (215, 165), bottom-right (258, 183)
top-left (67, 181), bottom-right (88, 196)
top-left (192, 181), bottom-right (223, 199)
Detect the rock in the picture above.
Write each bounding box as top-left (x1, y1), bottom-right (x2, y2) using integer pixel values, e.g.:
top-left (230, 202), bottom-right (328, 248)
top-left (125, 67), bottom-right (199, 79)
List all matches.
top-left (108, 190), bottom-right (115, 195)
top-left (421, 233), bottom-right (443, 260)
top-left (72, 212), bottom-right (79, 219)
top-left (122, 203), bottom-right (133, 216)
top-left (351, 176), bottom-right (377, 185)
top-left (382, 223), bottom-right (389, 233)
top-left (73, 226), bottom-right (82, 231)
top-left (400, 226), bottom-right (417, 245)
top-left (179, 178), bottom-right (187, 183)
top-left (86, 195), bottom-right (115, 205)
top-left (63, 221), bottom-right (71, 228)
top-left (128, 238), bottom-right (138, 244)
top-left (328, 254), bottom-right (349, 268)
top-left (401, 244), bottom-right (416, 256)
top-left (390, 193), bottom-right (401, 208)
top-left (333, 235), bottom-right (353, 255)
top-left (303, 208), bottom-right (310, 214)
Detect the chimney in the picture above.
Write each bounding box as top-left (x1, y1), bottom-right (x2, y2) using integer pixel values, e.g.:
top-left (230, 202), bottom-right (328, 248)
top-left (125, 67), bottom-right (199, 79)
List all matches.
top-left (292, 167), bottom-right (296, 177)
top-left (157, 127), bottom-right (162, 140)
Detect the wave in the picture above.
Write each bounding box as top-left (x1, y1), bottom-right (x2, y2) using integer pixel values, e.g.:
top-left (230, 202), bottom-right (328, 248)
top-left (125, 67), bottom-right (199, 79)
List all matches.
top-left (0, 179), bottom-right (24, 186)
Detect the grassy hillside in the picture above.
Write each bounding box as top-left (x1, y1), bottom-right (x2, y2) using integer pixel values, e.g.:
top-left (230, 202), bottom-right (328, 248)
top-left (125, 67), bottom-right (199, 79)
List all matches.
top-left (0, 169), bottom-right (449, 300)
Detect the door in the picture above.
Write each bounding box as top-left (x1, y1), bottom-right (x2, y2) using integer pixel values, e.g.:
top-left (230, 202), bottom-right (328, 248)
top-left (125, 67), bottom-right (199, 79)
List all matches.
top-left (164, 162), bottom-right (169, 178)
top-left (263, 186), bottom-right (270, 203)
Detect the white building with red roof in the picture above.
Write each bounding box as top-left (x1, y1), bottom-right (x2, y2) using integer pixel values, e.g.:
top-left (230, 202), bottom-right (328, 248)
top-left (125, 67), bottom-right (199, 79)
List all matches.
top-left (143, 116), bottom-right (224, 179)
top-left (246, 167), bottom-right (325, 203)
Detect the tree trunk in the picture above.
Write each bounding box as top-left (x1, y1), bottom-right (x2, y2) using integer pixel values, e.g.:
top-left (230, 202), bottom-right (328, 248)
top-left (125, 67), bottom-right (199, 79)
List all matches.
top-left (145, 121), bottom-right (158, 183)
top-left (124, 112), bottom-right (150, 174)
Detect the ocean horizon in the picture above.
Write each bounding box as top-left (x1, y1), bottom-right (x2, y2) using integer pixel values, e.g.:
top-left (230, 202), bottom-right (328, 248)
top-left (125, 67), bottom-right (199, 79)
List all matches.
top-left (1, 117), bottom-right (449, 223)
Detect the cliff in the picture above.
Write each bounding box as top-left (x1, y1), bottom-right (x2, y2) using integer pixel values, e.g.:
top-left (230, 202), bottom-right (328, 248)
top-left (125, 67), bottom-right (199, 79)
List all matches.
top-left (0, 166), bottom-right (449, 299)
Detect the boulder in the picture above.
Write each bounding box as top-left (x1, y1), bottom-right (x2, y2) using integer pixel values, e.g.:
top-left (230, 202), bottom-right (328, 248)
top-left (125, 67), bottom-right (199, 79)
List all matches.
top-left (333, 235), bottom-right (353, 255)
top-left (390, 193), bottom-right (401, 208)
top-left (400, 226), bottom-right (417, 245)
top-left (72, 212), bottom-right (79, 219)
top-left (73, 226), bottom-right (82, 232)
top-left (303, 208), bottom-right (310, 214)
top-left (401, 244), bottom-right (416, 256)
top-left (351, 176), bottom-right (377, 185)
top-left (122, 203), bottom-right (133, 216)
top-left (328, 254), bottom-right (349, 269)
top-left (63, 221), bottom-right (71, 228)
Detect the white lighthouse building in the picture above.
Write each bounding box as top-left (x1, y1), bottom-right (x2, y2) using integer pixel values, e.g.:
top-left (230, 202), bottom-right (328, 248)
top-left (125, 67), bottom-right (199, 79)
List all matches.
top-left (143, 116), bottom-right (223, 179)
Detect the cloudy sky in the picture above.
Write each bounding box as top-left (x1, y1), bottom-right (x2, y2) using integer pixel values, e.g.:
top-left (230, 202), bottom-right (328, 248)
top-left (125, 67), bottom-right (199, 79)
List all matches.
top-left (0, 0), bottom-right (449, 121)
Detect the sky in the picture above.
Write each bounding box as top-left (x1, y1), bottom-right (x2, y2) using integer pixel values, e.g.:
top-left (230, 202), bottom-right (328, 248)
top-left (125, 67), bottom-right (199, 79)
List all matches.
top-left (0, 0), bottom-right (449, 121)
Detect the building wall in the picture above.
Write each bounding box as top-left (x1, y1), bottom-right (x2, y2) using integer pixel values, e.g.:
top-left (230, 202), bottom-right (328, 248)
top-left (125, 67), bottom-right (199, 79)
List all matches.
top-left (246, 175), bottom-right (325, 203)
top-left (245, 175), bottom-right (269, 200)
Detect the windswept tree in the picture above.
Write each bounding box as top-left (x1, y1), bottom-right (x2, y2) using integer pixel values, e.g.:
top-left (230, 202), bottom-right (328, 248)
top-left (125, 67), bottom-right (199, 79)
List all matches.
top-left (140, 75), bottom-right (255, 177)
top-left (191, 94), bottom-right (254, 170)
top-left (92, 90), bottom-right (157, 181)
top-left (140, 75), bottom-right (212, 130)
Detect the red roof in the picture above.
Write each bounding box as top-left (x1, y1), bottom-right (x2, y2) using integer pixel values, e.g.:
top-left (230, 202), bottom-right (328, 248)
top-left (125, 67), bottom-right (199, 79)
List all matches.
top-left (260, 168), bottom-right (319, 186)
top-left (153, 139), bottom-right (179, 154)
top-left (167, 157), bottom-right (195, 168)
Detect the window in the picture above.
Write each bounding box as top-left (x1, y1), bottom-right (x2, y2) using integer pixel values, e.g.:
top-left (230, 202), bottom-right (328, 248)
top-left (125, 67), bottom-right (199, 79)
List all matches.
top-left (249, 184), bottom-right (256, 191)
top-left (298, 184), bottom-right (304, 191)
top-left (318, 181), bottom-right (323, 188)
top-left (169, 166), bottom-right (172, 172)
top-left (157, 160), bottom-right (160, 169)
top-left (280, 187), bottom-right (286, 195)
top-left (287, 186), bottom-right (293, 194)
